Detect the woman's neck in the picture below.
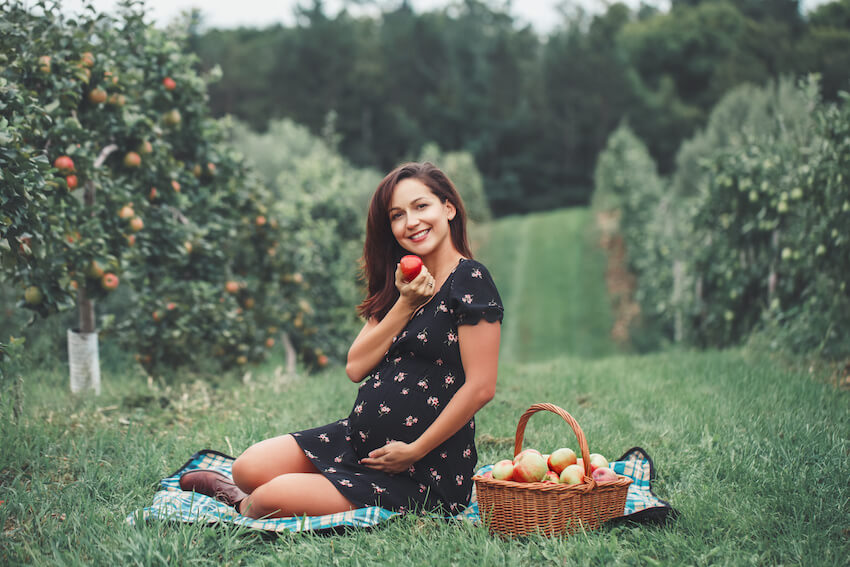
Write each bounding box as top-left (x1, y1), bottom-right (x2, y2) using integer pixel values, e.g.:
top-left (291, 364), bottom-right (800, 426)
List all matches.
top-left (423, 247), bottom-right (465, 289)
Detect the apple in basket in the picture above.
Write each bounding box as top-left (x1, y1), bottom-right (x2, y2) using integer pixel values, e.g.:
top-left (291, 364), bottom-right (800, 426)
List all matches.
top-left (513, 448), bottom-right (541, 464)
top-left (491, 459), bottom-right (515, 481)
top-left (543, 471), bottom-right (560, 483)
top-left (591, 467), bottom-right (619, 483)
top-left (559, 464), bottom-right (585, 485)
top-left (547, 447), bottom-right (577, 474)
top-left (588, 453), bottom-right (609, 472)
top-left (512, 451), bottom-right (548, 483)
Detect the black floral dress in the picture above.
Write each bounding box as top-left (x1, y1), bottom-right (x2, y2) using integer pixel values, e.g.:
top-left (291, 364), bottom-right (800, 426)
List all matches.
top-left (292, 258), bottom-right (503, 514)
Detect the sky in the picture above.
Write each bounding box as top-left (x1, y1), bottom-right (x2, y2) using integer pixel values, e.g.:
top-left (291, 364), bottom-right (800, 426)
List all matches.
top-left (56, 0), bottom-right (836, 34)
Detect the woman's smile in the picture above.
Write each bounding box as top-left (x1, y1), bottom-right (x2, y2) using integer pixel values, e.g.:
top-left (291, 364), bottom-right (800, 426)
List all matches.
top-left (408, 228), bottom-right (430, 242)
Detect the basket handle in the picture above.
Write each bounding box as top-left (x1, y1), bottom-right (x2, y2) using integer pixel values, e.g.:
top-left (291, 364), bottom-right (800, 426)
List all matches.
top-left (514, 402), bottom-right (593, 481)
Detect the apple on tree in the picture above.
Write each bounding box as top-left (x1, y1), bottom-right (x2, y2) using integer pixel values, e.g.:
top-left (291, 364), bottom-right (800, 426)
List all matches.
top-left (88, 88), bottom-right (107, 104)
top-left (65, 175), bottom-right (78, 190)
top-left (24, 286), bottom-right (43, 305)
top-left (54, 155), bottom-right (74, 173)
top-left (123, 151), bottom-right (141, 168)
top-left (162, 76), bottom-right (176, 91)
top-left (101, 273), bottom-right (119, 291)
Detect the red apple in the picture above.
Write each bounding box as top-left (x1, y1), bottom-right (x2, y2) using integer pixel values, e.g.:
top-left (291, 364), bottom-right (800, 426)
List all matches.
top-left (317, 354), bottom-right (329, 367)
top-left (80, 51), bottom-right (95, 68)
top-left (512, 452), bottom-right (548, 483)
top-left (491, 459), bottom-right (515, 481)
top-left (101, 273), bottom-right (119, 291)
top-left (123, 151), bottom-right (141, 168)
top-left (399, 255), bottom-right (423, 282)
top-left (129, 216), bottom-right (144, 232)
top-left (542, 471), bottom-right (560, 483)
top-left (255, 215), bottom-right (267, 226)
top-left (65, 175), bottom-right (78, 190)
top-left (138, 140), bottom-right (153, 155)
top-left (547, 447), bottom-right (577, 474)
top-left (149, 187), bottom-right (158, 201)
top-left (54, 155), bottom-right (75, 173)
top-left (225, 281), bottom-right (240, 294)
top-left (559, 464), bottom-right (585, 485)
top-left (38, 55), bottom-right (51, 73)
top-left (588, 453), bottom-right (609, 473)
top-left (162, 76), bottom-right (176, 91)
top-left (88, 88), bottom-right (107, 104)
top-left (171, 180), bottom-right (181, 192)
top-left (118, 205), bottom-right (134, 219)
top-left (513, 448), bottom-right (542, 464)
top-left (591, 467), bottom-right (618, 483)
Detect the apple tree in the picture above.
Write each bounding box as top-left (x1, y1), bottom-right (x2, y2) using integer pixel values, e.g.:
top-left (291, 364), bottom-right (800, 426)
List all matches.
top-left (1, 1), bottom-right (363, 379)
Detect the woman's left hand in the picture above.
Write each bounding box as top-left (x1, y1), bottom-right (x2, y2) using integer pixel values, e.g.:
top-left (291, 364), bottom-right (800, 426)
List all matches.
top-left (360, 441), bottom-right (419, 474)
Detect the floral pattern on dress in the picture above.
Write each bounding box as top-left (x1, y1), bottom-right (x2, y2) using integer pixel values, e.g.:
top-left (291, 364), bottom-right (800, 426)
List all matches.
top-left (291, 259), bottom-right (503, 513)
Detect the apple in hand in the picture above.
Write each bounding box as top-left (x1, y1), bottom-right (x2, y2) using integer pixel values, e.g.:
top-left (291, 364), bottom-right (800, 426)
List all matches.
top-left (547, 447), bottom-right (577, 474)
top-left (399, 255), bottom-right (423, 282)
top-left (588, 453), bottom-right (609, 472)
top-left (512, 451), bottom-right (548, 483)
top-left (591, 467), bottom-right (618, 483)
top-left (559, 463), bottom-right (584, 485)
top-left (491, 459), bottom-right (515, 481)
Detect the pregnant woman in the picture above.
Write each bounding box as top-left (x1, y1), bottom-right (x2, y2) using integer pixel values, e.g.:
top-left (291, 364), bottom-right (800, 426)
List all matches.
top-left (180, 161), bottom-right (503, 518)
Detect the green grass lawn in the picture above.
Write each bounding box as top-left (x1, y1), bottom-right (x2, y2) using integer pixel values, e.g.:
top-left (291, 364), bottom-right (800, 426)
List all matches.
top-left (1, 208), bottom-right (848, 565)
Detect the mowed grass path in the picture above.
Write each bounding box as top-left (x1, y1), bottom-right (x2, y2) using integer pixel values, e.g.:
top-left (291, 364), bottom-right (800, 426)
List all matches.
top-left (475, 208), bottom-right (615, 363)
top-left (1, 208), bottom-right (848, 565)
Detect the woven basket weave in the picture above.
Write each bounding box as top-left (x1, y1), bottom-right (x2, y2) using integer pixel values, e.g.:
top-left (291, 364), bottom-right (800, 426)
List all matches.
top-left (473, 403), bottom-right (631, 538)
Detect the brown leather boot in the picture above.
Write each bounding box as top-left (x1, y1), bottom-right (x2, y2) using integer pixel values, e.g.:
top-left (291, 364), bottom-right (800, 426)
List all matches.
top-left (179, 469), bottom-right (247, 508)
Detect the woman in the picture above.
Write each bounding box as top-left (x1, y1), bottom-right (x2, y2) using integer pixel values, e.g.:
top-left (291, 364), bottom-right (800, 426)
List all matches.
top-left (180, 162), bottom-right (503, 518)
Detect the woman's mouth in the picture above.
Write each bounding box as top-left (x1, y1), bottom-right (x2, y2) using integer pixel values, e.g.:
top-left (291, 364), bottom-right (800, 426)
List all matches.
top-left (409, 229), bottom-right (430, 243)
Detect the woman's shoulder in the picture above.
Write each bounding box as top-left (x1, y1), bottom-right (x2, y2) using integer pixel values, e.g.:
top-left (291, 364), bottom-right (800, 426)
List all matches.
top-left (449, 258), bottom-right (501, 295)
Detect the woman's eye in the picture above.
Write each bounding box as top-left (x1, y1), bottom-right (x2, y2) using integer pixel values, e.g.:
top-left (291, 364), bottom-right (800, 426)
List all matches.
top-left (417, 203), bottom-right (428, 209)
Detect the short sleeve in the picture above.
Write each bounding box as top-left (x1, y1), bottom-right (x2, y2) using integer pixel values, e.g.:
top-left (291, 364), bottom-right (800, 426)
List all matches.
top-left (448, 260), bottom-right (504, 326)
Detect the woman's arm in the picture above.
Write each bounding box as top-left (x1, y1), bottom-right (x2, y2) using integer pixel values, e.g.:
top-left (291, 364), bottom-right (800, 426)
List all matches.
top-left (359, 320), bottom-right (500, 472)
top-left (345, 265), bottom-right (435, 382)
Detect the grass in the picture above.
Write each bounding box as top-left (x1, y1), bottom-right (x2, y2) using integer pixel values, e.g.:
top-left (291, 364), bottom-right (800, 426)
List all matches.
top-left (1, 207), bottom-right (848, 565)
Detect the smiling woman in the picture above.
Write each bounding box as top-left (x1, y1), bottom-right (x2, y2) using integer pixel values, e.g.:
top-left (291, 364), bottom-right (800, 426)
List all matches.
top-left (180, 162), bottom-right (504, 519)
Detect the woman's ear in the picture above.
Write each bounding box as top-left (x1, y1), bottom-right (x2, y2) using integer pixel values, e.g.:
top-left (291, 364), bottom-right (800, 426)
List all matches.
top-left (445, 200), bottom-right (456, 221)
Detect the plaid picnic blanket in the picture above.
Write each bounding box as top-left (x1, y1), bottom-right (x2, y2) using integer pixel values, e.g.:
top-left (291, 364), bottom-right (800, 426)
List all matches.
top-left (126, 446), bottom-right (674, 533)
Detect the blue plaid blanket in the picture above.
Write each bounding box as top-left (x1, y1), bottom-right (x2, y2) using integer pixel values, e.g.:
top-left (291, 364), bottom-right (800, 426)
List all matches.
top-left (126, 446), bottom-right (674, 533)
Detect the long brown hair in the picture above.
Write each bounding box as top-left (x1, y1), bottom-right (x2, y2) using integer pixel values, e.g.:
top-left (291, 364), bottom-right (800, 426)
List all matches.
top-left (358, 162), bottom-right (472, 321)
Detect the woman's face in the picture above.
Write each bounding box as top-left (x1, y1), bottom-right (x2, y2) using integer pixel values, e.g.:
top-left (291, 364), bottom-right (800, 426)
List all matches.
top-left (388, 177), bottom-right (456, 257)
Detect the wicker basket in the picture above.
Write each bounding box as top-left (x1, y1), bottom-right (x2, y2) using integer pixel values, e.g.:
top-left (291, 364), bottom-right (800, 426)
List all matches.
top-left (473, 403), bottom-right (631, 538)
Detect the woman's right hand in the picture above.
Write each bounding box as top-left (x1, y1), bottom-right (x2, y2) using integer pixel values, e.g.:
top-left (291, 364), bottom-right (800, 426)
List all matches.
top-left (395, 263), bottom-right (436, 311)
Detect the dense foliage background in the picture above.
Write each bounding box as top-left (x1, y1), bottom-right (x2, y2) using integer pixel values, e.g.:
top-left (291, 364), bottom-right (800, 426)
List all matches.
top-left (191, 0), bottom-right (850, 215)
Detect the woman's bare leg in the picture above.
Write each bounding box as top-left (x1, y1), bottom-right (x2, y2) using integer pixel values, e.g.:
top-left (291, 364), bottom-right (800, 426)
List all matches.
top-left (231, 434), bottom-right (317, 494)
top-left (239, 472), bottom-right (356, 519)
